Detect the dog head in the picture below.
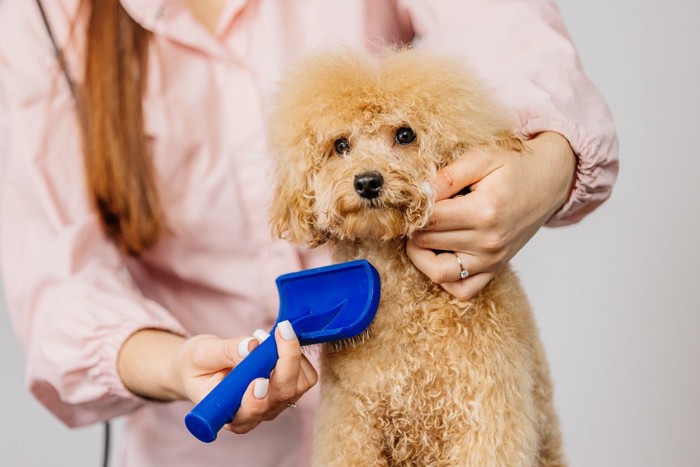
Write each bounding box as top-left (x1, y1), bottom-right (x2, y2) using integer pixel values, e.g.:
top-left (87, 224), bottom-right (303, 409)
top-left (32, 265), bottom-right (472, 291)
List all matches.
top-left (269, 49), bottom-right (517, 246)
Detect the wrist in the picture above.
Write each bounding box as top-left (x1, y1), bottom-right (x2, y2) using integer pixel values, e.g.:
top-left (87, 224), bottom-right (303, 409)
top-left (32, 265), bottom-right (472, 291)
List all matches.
top-left (526, 131), bottom-right (577, 218)
top-left (118, 329), bottom-right (187, 401)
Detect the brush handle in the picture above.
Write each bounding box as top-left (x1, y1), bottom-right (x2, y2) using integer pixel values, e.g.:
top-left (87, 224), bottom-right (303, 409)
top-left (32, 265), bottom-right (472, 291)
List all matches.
top-left (184, 333), bottom-right (279, 442)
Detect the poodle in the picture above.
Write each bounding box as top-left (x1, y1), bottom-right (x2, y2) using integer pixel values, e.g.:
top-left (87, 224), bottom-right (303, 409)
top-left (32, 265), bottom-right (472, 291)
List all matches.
top-left (268, 49), bottom-right (564, 467)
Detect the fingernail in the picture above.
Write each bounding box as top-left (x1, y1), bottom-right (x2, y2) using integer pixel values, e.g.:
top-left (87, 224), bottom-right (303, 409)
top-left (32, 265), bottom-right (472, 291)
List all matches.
top-left (254, 378), bottom-right (269, 399)
top-left (277, 320), bottom-right (296, 341)
top-left (237, 337), bottom-right (255, 358)
top-left (253, 329), bottom-right (270, 343)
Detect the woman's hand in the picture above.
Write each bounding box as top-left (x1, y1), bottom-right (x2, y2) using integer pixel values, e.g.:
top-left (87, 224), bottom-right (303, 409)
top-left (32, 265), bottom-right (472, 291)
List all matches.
top-left (118, 322), bottom-right (317, 434)
top-left (175, 322), bottom-right (317, 434)
top-left (407, 132), bottom-right (576, 301)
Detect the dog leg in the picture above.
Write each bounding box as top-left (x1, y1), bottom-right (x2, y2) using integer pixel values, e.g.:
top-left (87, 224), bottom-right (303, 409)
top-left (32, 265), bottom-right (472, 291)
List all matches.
top-left (532, 339), bottom-right (566, 467)
top-left (443, 306), bottom-right (542, 465)
top-left (312, 377), bottom-right (387, 467)
top-left (447, 371), bottom-right (540, 466)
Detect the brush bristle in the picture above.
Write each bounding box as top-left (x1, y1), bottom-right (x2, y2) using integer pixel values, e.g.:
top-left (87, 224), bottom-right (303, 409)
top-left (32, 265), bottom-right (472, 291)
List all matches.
top-left (320, 327), bottom-right (373, 353)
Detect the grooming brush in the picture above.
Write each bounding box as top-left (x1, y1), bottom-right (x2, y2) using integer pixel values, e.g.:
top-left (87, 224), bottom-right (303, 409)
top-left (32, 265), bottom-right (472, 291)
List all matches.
top-left (185, 259), bottom-right (381, 443)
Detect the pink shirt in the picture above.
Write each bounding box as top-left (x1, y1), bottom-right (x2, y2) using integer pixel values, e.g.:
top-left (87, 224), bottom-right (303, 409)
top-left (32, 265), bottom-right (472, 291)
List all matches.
top-left (0, 0), bottom-right (618, 465)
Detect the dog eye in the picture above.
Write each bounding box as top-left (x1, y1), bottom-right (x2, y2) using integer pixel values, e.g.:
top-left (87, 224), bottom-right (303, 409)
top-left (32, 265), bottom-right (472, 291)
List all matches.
top-left (395, 127), bottom-right (416, 145)
top-left (334, 137), bottom-right (350, 156)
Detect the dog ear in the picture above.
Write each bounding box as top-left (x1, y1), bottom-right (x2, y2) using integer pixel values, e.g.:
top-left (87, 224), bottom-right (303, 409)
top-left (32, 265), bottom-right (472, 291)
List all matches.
top-left (268, 125), bottom-right (328, 247)
top-left (269, 177), bottom-right (327, 248)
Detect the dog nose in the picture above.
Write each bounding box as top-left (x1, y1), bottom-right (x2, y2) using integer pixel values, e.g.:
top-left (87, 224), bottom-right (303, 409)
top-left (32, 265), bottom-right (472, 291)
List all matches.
top-left (354, 172), bottom-right (384, 200)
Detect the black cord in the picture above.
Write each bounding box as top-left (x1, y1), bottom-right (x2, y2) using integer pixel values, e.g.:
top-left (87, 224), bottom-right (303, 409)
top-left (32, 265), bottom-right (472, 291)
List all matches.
top-left (102, 421), bottom-right (111, 467)
top-left (34, 0), bottom-right (78, 101)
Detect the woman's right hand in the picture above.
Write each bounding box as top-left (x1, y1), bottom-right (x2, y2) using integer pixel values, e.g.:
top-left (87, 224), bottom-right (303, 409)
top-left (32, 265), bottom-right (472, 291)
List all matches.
top-left (118, 322), bottom-right (318, 434)
top-left (174, 322), bottom-right (318, 433)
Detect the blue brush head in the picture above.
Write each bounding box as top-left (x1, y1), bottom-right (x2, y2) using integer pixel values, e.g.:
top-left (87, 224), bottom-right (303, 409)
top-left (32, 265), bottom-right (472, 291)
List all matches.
top-left (274, 259), bottom-right (381, 344)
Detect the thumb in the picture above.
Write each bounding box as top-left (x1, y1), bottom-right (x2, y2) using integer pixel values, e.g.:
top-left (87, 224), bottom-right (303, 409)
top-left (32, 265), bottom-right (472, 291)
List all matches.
top-left (192, 335), bottom-right (259, 371)
top-left (434, 149), bottom-right (495, 201)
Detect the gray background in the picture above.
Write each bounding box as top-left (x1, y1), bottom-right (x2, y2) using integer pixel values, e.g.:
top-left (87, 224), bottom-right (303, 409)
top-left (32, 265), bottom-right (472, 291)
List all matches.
top-left (1, 0), bottom-right (699, 466)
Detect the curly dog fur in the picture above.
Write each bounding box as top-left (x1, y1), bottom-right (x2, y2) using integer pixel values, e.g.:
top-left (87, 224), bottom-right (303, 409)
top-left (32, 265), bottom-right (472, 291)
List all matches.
top-left (269, 49), bottom-right (565, 466)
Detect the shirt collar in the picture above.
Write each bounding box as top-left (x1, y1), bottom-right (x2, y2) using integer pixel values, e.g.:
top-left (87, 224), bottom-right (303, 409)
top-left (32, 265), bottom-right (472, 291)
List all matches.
top-left (119, 0), bottom-right (251, 59)
top-left (119, 0), bottom-right (173, 30)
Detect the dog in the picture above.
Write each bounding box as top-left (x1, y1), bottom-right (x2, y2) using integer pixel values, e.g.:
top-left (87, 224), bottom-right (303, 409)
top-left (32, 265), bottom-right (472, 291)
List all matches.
top-left (269, 49), bottom-right (564, 466)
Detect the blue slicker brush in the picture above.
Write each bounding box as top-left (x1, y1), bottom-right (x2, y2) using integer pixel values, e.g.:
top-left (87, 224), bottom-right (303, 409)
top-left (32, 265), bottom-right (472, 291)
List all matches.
top-left (184, 259), bottom-right (381, 443)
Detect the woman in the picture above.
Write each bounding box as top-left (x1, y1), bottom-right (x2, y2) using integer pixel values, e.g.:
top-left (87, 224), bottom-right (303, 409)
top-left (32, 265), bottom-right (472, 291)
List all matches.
top-left (0, 0), bottom-right (618, 465)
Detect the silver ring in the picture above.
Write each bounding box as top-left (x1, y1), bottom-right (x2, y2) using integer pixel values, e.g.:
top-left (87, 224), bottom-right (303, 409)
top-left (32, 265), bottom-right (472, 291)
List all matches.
top-left (453, 252), bottom-right (469, 280)
top-left (287, 402), bottom-right (297, 409)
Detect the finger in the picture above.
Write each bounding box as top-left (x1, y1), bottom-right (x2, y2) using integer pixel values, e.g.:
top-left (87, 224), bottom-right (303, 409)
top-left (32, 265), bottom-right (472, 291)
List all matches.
top-left (423, 197), bottom-right (477, 231)
top-left (440, 272), bottom-right (495, 302)
top-left (259, 335), bottom-right (319, 423)
top-left (407, 241), bottom-right (496, 300)
top-left (192, 335), bottom-right (259, 372)
top-left (268, 320), bottom-right (302, 405)
top-left (236, 336), bottom-right (259, 360)
top-left (406, 241), bottom-right (478, 284)
top-left (227, 378), bottom-right (269, 434)
top-left (424, 191), bottom-right (498, 232)
top-left (253, 329), bottom-right (271, 343)
top-left (434, 149), bottom-right (498, 200)
top-left (412, 230), bottom-right (508, 264)
top-left (261, 337), bottom-right (317, 423)
top-left (298, 355), bottom-right (319, 391)
top-left (412, 230), bottom-right (474, 255)
top-left (187, 367), bottom-right (232, 405)
top-left (259, 402), bottom-right (290, 422)
top-left (286, 356), bottom-right (316, 403)
top-left (261, 388), bottom-right (302, 422)
top-left (270, 355), bottom-right (318, 420)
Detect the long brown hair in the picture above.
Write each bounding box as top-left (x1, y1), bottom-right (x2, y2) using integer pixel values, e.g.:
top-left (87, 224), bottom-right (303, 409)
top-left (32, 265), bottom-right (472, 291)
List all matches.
top-left (81, 0), bottom-right (163, 255)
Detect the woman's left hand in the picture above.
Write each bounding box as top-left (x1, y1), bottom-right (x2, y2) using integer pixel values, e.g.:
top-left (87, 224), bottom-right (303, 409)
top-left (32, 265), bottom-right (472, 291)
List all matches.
top-left (407, 132), bottom-right (576, 301)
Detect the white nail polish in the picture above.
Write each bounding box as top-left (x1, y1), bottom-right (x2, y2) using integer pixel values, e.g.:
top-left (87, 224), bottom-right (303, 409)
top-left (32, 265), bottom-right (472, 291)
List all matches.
top-left (277, 320), bottom-right (296, 341)
top-left (237, 337), bottom-right (254, 358)
top-left (254, 379), bottom-right (269, 399)
top-left (253, 329), bottom-right (270, 343)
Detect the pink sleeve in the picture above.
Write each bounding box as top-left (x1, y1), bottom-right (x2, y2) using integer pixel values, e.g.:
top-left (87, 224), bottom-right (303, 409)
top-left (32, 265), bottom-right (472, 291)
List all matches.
top-left (0, 1), bottom-right (186, 427)
top-left (397, 0), bottom-right (619, 225)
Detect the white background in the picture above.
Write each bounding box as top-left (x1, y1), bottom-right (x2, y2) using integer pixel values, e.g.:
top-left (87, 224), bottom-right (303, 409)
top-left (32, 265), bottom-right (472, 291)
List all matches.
top-left (1, 0), bottom-right (699, 466)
